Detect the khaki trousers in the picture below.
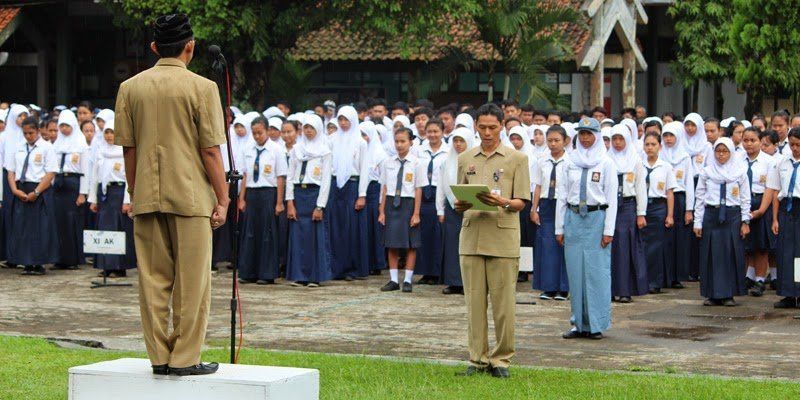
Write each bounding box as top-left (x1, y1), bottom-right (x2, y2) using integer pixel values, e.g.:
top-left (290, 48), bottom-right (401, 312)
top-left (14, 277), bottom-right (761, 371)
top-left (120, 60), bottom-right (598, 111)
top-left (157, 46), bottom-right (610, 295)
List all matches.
top-left (460, 255), bottom-right (518, 369)
top-left (134, 213), bottom-right (212, 368)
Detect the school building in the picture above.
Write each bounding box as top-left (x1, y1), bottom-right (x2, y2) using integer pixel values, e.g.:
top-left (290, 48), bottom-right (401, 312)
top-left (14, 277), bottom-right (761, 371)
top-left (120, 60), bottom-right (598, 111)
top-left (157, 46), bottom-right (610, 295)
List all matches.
top-left (0, 0), bottom-right (779, 118)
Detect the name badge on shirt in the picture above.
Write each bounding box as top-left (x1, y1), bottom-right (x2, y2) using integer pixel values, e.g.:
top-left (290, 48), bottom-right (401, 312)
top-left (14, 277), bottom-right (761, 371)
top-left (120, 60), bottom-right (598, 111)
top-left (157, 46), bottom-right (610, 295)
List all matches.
top-left (591, 172), bottom-right (601, 182)
top-left (263, 165), bottom-right (272, 174)
top-left (695, 155), bottom-right (704, 164)
top-left (657, 182), bottom-right (665, 191)
top-left (732, 185), bottom-right (739, 197)
top-left (71, 153), bottom-right (79, 164)
top-left (676, 170), bottom-right (684, 180)
top-left (313, 166), bottom-right (322, 179)
top-left (34, 153), bottom-right (43, 164)
top-left (113, 163), bottom-right (122, 172)
top-left (625, 172), bottom-right (634, 183)
top-left (404, 172), bottom-right (414, 183)
top-left (466, 165), bottom-right (476, 175)
top-left (759, 174), bottom-right (767, 184)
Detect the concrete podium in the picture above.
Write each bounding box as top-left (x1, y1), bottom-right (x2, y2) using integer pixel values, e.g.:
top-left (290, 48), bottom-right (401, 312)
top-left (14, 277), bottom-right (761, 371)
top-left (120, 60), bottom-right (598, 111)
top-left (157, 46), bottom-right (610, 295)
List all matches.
top-left (68, 358), bottom-right (319, 400)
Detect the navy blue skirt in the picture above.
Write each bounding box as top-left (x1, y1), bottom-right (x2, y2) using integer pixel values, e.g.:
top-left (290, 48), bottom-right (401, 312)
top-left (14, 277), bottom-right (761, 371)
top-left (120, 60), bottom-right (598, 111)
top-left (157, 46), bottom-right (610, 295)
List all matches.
top-left (519, 201), bottom-right (537, 248)
top-left (642, 201), bottom-right (674, 289)
top-left (671, 192), bottom-right (692, 281)
top-left (776, 200), bottom-right (800, 297)
top-left (745, 194), bottom-right (775, 251)
top-left (533, 198), bottom-right (569, 292)
top-left (94, 184), bottom-right (137, 270)
top-left (0, 170), bottom-right (8, 261)
top-left (441, 202), bottom-right (463, 286)
top-left (365, 180), bottom-right (386, 271)
top-left (53, 175), bottom-right (85, 266)
top-left (699, 206), bottom-right (747, 299)
top-left (415, 185), bottom-right (442, 277)
top-left (286, 185), bottom-right (333, 283)
top-left (8, 182), bottom-right (58, 265)
top-left (384, 196), bottom-right (421, 249)
top-left (689, 178), bottom-right (701, 278)
top-left (611, 198), bottom-right (648, 297)
top-left (328, 178), bottom-right (369, 279)
top-left (212, 184), bottom-right (238, 265)
top-left (238, 187), bottom-right (279, 281)
top-left (278, 198), bottom-right (289, 268)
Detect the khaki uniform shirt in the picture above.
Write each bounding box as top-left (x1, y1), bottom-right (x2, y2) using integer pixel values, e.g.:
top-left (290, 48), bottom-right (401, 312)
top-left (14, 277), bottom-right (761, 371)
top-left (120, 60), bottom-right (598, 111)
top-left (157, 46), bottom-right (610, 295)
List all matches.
top-left (457, 144), bottom-right (531, 258)
top-left (115, 58), bottom-right (225, 217)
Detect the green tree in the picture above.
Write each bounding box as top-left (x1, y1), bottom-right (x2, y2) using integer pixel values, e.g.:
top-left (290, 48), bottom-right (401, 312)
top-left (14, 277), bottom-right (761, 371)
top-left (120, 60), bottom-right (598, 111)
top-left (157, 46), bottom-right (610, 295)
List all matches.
top-left (667, 0), bottom-right (733, 116)
top-left (728, 0), bottom-right (800, 117)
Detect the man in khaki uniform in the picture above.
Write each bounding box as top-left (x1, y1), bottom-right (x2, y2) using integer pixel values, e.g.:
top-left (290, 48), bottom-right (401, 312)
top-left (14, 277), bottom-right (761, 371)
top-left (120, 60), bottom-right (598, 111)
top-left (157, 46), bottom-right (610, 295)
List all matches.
top-left (115, 14), bottom-right (229, 376)
top-left (454, 103), bottom-right (531, 379)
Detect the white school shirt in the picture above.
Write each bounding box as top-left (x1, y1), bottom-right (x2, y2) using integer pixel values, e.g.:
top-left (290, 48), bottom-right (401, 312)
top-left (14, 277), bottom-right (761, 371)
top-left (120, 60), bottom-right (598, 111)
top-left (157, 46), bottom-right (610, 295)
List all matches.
top-left (88, 156), bottom-right (130, 204)
top-left (243, 142), bottom-right (288, 188)
top-left (744, 151), bottom-right (775, 195)
top-left (331, 138), bottom-right (370, 197)
top-left (0, 134), bottom-right (4, 202)
top-left (532, 153), bottom-right (569, 200)
top-left (55, 148), bottom-right (90, 194)
top-left (642, 158), bottom-right (677, 199)
top-left (694, 173), bottom-right (751, 229)
top-left (417, 144), bottom-right (449, 187)
top-left (554, 157), bottom-right (619, 237)
top-left (380, 154), bottom-right (428, 198)
top-left (9, 138), bottom-right (58, 183)
top-left (766, 155), bottom-right (800, 200)
top-left (618, 162), bottom-right (648, 216)
top-left (285, 152), bottom-right (333, 208)
top-left (688, 143), bottom-right (713, 177)
top-left (777, 137), bottom-right (791, 156)
top-left (667, 157), bottom-right (696, 211)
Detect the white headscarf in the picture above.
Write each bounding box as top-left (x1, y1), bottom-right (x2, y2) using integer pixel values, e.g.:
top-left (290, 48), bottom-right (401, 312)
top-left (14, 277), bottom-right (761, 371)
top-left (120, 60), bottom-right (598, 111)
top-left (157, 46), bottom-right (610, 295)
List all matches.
top-left (229, 106), bottom-right (243, 117)
top-left (2, 104), bottom-right (29, 169)
top-left (508, 126), bottom-right (536, 169)
top-left (455, 113), bottom-right (474, 132)
top-left (621, 118), bottom-right (640, 152)
top-left (642, 116), bottom-right (664, 128)
top-left (95, 109), bottom-right (114, 125)
top-left (263, 106), bottom-right (283, 119)
top-left (660, 121), bottom-right (690, 165)
top-left (360, 121), bottom-right (388, 178)
top-left (331, 106), bottom-right (362, 188)
top-left (529, 124), bottom-right (550, 159)
top-left (705, 137), bottom-right (747, 183)
top-left (571, 126), bottom-right (606, 169)
top-left (294, 114), bottom-right (331, 161)
top-left (392, 115), bottom-right (411, 131)
top-left (441, 127), bottom-right (474, 208)
top-left (608, 124), bottom-right (639, 173)
top-left (54, 109), bottom-right (89, 154)
top-left (376, 123), bottom-right (396, 157)
top-left (96, 119), bottom-right (124, 195)
top-left (683, 113), bottom-right (708, 156)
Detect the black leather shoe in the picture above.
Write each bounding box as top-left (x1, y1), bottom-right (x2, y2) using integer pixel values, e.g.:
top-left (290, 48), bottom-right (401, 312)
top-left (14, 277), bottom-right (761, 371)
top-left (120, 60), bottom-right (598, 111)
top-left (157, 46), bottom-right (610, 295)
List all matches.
top-left (562, 329), bottom-right (584, 339)
top-left (152, 364), bottom-right (170, 375)
top-left (749, 281), bottom-right (765, 297)
top-left (369, 270), bottom-right (382, 276)
top-left (169, 362), bottom-right (219, 376)
top-left (671, 282), bottom-right (685, 289)
top-left (238, 278), bottom-right (256, 284)
top-left (648, 288), bottom-right (662, 294)
top-left (774, 297), bottom-right (798, 309)
top-left (491, 366), bottom-right (510, 378)
top-left (455, 366), bottom-right (488, 376)
top-left (442, 286), bottom-right (463, 295)
top-left (402, 282), bottom-right (412, 293)
top-left (256, 279), bottom-right (275, 285)
top-left (618, 296), bottom-right (632, 303)
top-left (380, 281), bottom-right (400, 292)
top-left (587, 332), bottom-right (603, 340)
top-left (517, 272), bottom-right (528, 282)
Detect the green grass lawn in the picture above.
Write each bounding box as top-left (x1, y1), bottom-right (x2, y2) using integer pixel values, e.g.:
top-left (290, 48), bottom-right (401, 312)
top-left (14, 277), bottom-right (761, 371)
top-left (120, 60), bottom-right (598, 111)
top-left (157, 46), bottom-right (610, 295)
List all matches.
top-left (1, 335), bottom-right (797, 399)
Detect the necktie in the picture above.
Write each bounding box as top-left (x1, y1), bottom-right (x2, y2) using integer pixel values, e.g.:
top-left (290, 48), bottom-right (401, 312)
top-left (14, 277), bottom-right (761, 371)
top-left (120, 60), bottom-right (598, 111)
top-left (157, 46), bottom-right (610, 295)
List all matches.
top-left (779, 143), bottom-right (787, 154)
top-left (393, 159), bottom-right (407, 208)
top-left (747, 159), bottom-right (756, 197)
top-left (19, 144), bottom-right (34, 183)
top-left (787, 161), bottom-right (800, 212)
top-left (60, 153), bottom-right (67, 173)
top-left (298, 160), bottom-right (309, 183)
top-left (426, 150), bottom-right (442, 182)
top-left (645, 166), bottom-right (655, 194)
top-left (253, 148), bottom-right (265, 183)
top-left (547, 160), bottom-right (561, 199)
top-left (617, 174), bottom-right (624, 198)
top-left (719, 182), bottom-right (727, 223)
top-left (579, 167), bottom-right (588, 217)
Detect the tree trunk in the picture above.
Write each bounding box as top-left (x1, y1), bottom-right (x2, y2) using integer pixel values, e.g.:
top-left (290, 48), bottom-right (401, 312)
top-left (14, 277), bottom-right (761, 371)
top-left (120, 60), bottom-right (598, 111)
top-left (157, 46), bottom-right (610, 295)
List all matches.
top-left (743, 87), bottom-right (763, 120)
top-left (692, 83), bottom-right (699, 113)
top-left (502, 73), bottom-right (510, 100)
top-left (713, 82), bottom-right (723, 118)
top-left (487, 62), bottom-right (495, 103)
top-left (773, 89), bottom-right (779, 112)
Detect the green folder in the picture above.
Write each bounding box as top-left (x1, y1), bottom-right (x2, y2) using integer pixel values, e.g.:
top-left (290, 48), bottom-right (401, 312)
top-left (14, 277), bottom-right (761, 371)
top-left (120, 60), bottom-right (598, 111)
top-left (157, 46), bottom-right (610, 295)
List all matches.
top-left (449, 184), bottom-right (498, 212)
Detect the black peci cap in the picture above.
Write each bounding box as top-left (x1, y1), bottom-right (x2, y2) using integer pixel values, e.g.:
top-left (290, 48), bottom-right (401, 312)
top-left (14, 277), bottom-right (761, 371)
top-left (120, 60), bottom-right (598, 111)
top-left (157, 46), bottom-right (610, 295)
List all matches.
top-left (153, 14), bottom-right (193, 46)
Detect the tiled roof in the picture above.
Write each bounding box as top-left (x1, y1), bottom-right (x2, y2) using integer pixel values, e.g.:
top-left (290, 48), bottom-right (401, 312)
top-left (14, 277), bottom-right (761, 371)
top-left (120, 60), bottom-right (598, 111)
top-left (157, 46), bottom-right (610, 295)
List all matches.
top-left (291, 0), bottom-right (589, 62)
top-left (0, 7), bottom-right (20, 33)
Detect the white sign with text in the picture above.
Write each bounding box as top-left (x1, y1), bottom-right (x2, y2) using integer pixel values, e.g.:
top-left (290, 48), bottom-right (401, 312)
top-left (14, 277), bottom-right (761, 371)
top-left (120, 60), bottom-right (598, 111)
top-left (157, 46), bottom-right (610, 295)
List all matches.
top-left (84, 231), bottom-right (126, 255)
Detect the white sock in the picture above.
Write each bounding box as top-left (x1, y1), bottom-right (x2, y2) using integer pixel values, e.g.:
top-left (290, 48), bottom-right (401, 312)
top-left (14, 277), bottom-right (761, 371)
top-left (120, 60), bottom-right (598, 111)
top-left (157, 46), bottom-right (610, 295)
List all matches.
top-left (404, 270), bottom-right (414, 283)
top-left (390, 269), bottom-right (399, 283)
top-left (756, 276), bottom-right (765, 283)
top-left (770, 267), bottom-right (778, 280)
top-left (746, 267), bottom-right (756, 281)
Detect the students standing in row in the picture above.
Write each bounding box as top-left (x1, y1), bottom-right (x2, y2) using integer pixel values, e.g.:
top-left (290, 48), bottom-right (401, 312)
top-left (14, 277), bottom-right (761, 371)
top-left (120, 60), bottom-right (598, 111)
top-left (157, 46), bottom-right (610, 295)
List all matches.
top-left (415, 119), bottom-right (448, 284)
top-left (640, 132), bottom-right (676, 294)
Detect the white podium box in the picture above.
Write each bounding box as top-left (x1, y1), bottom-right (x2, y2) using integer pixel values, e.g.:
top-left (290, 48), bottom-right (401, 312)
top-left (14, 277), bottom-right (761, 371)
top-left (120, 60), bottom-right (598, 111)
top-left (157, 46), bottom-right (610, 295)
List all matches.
top-left (68, 358), bottom-right (319, 400)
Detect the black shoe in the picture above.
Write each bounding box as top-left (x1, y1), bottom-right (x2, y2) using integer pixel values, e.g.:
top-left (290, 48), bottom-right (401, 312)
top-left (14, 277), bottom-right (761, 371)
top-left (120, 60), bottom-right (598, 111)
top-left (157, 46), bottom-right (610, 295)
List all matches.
top-left (152, 364), bottom-right (170, 375)
top-left (587, 332), bottom-right (604, 340)
top-left (442, 286), bottom-right (463, 295)
top-left (402, 282), bottom-right (412, 293)
top-left (703, 298), bottom-right (722, 306)
top-left (238, 278), bottom-right (257, 284)
top-left (169, 362), bottom-right (219, 376)
top-left (517, 272), bottom-right (528, 282)
top-left (770, 279), bottom-right (778, 291)
top-left (416, 276), bottom-right (435, 285)
top-left (21, 265), bottom-right (34, 276)
top-left (722, 298), bottom-right (737, 307)
top-left (455, 366), bottom-right (488, 377)
top-left (369, 270), bottom-right (382, 276)
top-left (648, 288), bottom-right (662, 294)
top-left (774, 297), bottom-right (798, 309)
top-left (256, 279), bottom-right (275, 285)
top-left (688, 275), bottom-right (700, 282)
top-left (344, 276), bottom-right (354, 281)
top-left (539, 292), bottom-right (555, 300)
top-left (380, 281), bottom-right (400, 292)
top-left (749, 281), bottom-right (765, 297)
top-left (491, 366), bottom-right (510, 378)
top-left (671, 282), bottom-right (685, 289)
top-left (33, 265), bottom-right (46, 275)
top-left (745, 277), bottom-right (755, 289)
top-left (562, 329), bottom-right (585, 339)
top-left (211, 264), bottom-right (219, 272)
top-left (353, 276), bottom-right (368, 281)
top-left (554, 292), bottom-right (569, 301)
top-left (618, 296), bottom-right (632, 303)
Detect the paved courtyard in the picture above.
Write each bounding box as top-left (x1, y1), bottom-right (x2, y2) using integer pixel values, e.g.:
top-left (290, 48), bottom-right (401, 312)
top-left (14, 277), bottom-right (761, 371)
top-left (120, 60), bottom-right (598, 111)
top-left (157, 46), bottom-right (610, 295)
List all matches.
top-left (0, 265), bottom-right (798, 379)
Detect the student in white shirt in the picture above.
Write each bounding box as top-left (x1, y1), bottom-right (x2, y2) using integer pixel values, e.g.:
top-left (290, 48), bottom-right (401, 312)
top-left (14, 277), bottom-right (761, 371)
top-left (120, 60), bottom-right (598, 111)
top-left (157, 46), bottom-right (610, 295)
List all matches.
top-left (359, 120), bottom-right (388, 276)
top-left (771, 111), bottom-right (791, 156)
top-left (285, 114), bottom-right (333, 287)
top-left (7, 116), bottom-right (58, 275)
top-left (556, 117), bottom-right (618, 340)
top-left (741, 127), bottom-right (777, 297)
top-left (378, 127), bottom-right (427, 293)
top-left (237, 116), bottom-right (288, 285)
top-left (88, 120), bottom-right (136, 278)
top-left (530, 126), bottom-right (570, 300)
top-left (766, 128), bottom-right (800, 308)
top-left (683, 113), bottom-right (710, 281)
top-left (52, 109), bottom-right (90, 271)
top-left (507, 125), bottom-right (537, 282)
top-left (694, 138), bottom-right (751, 307)
top-left (415, 119), bottom-right (449, 284)
top-left (608, 125), bottom-right (649, 302)
top-left (640, 132), bottom-right (677, 295)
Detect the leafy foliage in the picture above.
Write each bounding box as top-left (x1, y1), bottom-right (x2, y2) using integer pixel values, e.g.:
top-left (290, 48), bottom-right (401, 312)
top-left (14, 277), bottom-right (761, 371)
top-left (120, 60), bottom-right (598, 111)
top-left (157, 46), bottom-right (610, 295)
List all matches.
top-left (667, 0), bottom-right (733, 87)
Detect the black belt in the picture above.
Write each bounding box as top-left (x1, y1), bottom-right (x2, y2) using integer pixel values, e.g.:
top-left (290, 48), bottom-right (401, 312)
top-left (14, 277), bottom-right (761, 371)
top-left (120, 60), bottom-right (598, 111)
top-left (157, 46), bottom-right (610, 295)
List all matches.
top-left (751, 193), bottom-right (764, 199)
top-left (647, 198), bottom-right (666, 205)
top-left (297, 183), bottom-right (320, 189)
top-left (106, 182), bottom-right (125, 187)
top-left (706, 204), bottom-right (740, 209)
top-left (568, 204), bottom-right (608, 213)
top-left (621, 196), bottom-right (636, 201)
top-left (248, 187), bottom-right (276, 191)
top-left (58, 172), bottom-right (83, 177)
top-left (333, 176), bottom-right (359, 182)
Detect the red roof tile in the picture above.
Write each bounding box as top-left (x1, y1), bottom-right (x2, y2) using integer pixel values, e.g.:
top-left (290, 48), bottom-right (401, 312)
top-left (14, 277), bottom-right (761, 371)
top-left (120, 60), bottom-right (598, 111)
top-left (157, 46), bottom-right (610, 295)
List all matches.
top-left (0, 7), bottom-right (20, 34)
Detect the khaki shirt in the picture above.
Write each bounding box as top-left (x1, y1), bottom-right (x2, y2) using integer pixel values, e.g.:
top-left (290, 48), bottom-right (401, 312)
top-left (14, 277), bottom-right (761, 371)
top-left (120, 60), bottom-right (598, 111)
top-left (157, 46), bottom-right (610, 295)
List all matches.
top-left (115, 58), bottom-right (225, 217)
top-left (457, 144), bottom-right (531, 258)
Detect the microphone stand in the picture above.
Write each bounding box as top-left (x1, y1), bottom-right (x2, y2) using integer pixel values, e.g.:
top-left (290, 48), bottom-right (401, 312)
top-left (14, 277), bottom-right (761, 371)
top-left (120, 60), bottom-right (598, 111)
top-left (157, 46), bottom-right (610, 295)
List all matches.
top-left (209, 45), bottom-right (242, 364)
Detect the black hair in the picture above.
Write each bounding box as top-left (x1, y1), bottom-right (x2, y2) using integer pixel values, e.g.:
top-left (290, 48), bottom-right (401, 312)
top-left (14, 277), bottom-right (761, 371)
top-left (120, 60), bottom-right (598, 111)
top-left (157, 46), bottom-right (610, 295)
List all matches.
top-left (725, 121), bottom-right (743, 137)
top-left (661, 111), bottom-right (676, 120)
top-left (46, 119), bottom-right (57, 127)
top-left (369, 98), bottom-right (387, 109)
top-left (643, 131), bottom-right (661, 144)
top-left (156, 37), bottom-right (191, 58)
top-left (772, 110), bottom-right (790, 124)
top-left (591, 106), bottom-right (607, 116)
top-left (643, 120), bottom-right (662, 133)
top-left (742, 126), bottom-right (761, 139)
top-left (413, 107), bottom-right (434, 119)
top-left (394, 127), bottom-right (414, 141)
top-left (77, 101), bottom-right (93, 112)
top-left (283, 119), bottom-right (301, 132)
top-left (80, 120), bottom-right (95, 132)
top-left (547, 111), bottom-right (562, 121)
top-left (425, 118), bottom-right (445, 132)
top-left (20, 116), bottom-right (39, 129)
top-left (520, 104), bottom-right (534, 113)
top-left (435, 107), bottom-right (456, 119)
top-left (501, 99), bottom-right (519, 108)
top-left (353, 102), bottom-right (368, 113)
top-left (789, 127), bottom-right (800, 140)
top-left (251, 116), bottom-right (268, 128)
top-left (276, 99), bottom-right (291, 109)
top-left (621, 107), bottom-right (636, 118)
top-left (475, 103), bottom-right (504, 123)
top-left (414, 99), bottom-right (434, 109)
top-left (759, 129), bottom-right (780, 144)
top-left (546, 125), bottom-right (568, 140)
top-left (703, 117), bottom-right (721, 131)
top-left (392, 101), bottom-right (409, 114)
top-left (504, 117), bottom-right (521, 127)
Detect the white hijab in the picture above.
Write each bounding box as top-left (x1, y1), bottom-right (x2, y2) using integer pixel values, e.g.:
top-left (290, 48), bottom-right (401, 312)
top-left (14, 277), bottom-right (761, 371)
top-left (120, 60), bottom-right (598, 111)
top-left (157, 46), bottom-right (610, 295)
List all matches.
top-left (571, 126), bottom-right (606, 169)
top-left (455, 113), bottom-right (474, 132)
top-left (508, 126), bottom-right (536, 169)
top-left (54, 109), bottom-right (89, 154)
top-left (621, 118), bottom-right (640, 152)
top-left (608, 124), bottom-right (639, 173)
top-left (294, 114), bottom-right (331, 161)
top-left (529, 124), bottom-right (550, 159)
top-left (705, 137), bottom-right (747, 183)
top-left (392, 115), bottom-right (411, 131)
top-left (2, 104), bottom-right (29, 169)
top-left (660, 121), bottom-right (690, 166)
top-left (441, 127), bottom-right (474, 208)
top-left (359, 121), bottom-right (388, 175)
top-left (96, 119), bottom-right (124, 194)
top-left (642, 116), bottom-right (664, 128)
top-left (263, 106), bottom-right (283, 119)
top-left (683, 113), bottom-right (708, 156)
top-left (331, 106), bottom-right (362, 188)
